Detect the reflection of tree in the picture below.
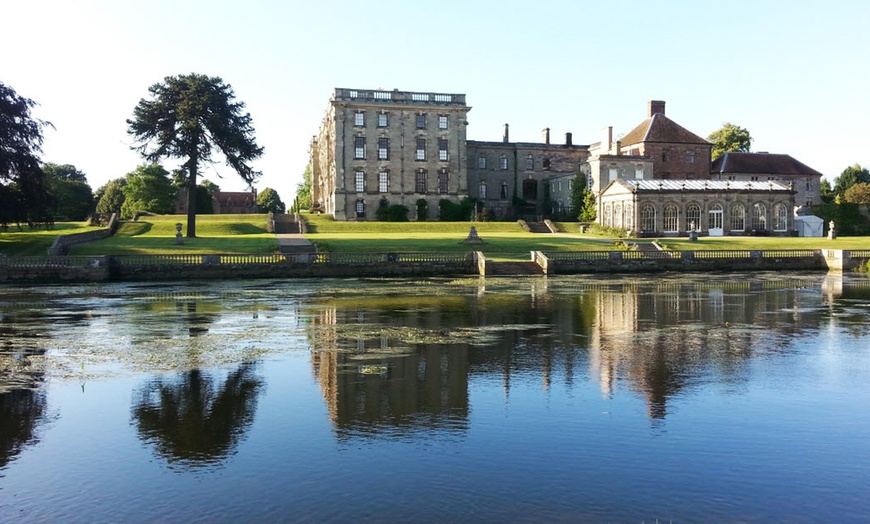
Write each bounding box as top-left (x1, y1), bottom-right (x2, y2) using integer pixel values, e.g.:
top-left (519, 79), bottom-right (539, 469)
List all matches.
top-left (132, 362), bottom-right (262, 467)
top-left (0, 388), bottom-right (48, 468)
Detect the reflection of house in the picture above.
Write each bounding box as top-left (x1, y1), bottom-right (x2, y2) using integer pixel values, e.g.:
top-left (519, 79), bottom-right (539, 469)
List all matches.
top-left (598, 179), bottom-right (795, 237)
top-left (212, 191), bottom-right (258, 214)
top-left (710, 152), bottom-right (823, 208)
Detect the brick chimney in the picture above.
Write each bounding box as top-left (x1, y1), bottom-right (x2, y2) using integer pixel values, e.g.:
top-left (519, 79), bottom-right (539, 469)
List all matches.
top-left (503, 123), bottom-right (510, 143)
top-left (648, 100), bottom-right (666, 117)
top-left (565, 132), bottom-right (572, 146)
top-left (543, 127), bottom-right (550, 145)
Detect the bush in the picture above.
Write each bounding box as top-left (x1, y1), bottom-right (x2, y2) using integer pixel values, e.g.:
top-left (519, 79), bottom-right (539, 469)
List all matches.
top-left (587, 223), bottom-right (632, 238)
top-left (416, 199), bottom-right (428, 221)
top-left (810, 203), bottom-right (870, 236)
top-left (438, 198), bottom-right (476, 221)
top-left (375, 204), bottom-right (409, 222)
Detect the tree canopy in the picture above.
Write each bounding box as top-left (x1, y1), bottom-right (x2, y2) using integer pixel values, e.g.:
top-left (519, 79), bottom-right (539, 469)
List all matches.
top-left (257, 187), bottom-right (285, 214)
top-left (832, 164), bottom-right (870, 198)
top-left (95, 178), bottom-right (127, 216)
top-left (293, 166), bottom-right (312, 212)
top-left (120, 164), bottom-right (177, 218)
top-left (0, 81), bottom-right (53, 227)
top-left (844, 182), bottom-right (870, 205)
top-left (127, 73), bottom-right (263, 237)
top-left (707, 123), bottom-right (752, 160)
top-left (43, 163), bottom-right (93, 221)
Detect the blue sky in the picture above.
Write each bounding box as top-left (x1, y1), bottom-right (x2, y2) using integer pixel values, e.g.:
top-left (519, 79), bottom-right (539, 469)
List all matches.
top-left (3, 0), bottom-right (868, 200)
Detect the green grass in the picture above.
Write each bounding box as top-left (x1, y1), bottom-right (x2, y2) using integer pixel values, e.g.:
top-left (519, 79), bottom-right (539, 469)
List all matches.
top-left (657, 236), bottom-right (870, 251)
top-left (70, 214), bottom-right (278, 255)
top-left (0, 222), bottom-right (92, 256)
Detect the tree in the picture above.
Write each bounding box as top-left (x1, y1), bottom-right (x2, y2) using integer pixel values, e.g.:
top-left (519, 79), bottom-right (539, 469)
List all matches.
top-left (820, 178), bottom-right (835, 203)
top-left (0, 81), bottom-right (53, 227)
top-left (293, 165), bottom-right (312, 212)
top-left (127, 74), bottom-right (263, 237)
top-left (844, 182), bottom-right (870, 205)
top-left (707, 123), bottom-right (752, 160)
top-left (570, 175), bottom-right (596, 221)
top-left (120, 164), bottom-right (177, 218)
top-left (95, 178), bottom-right (127, 216)
top-left (257, 187), bottom-right (285, 214)
top-left (42, 163), bottom-right (93, 221)
top-left (832, 164), bottom-right (870, 198)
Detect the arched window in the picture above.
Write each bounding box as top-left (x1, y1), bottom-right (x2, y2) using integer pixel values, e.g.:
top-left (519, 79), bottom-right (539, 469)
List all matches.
top-left (773, 204), bottom-right (788, 232)
top-left (731, 204), bottom-right (746, 231)
top-left (641, 205), bottom-right (656, 232)
top-left (752, 203), bottom-right (767, 231)
top-left (686, 203), bottom-right (701, 231)
top-left (664, 205), bottom-right (678, 232)
top-left (624, 203), bottom-right (633, 230)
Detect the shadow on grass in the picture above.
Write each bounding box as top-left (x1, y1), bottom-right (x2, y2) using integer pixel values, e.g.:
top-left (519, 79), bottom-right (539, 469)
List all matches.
top-left (223, 223), bottom-right (268, 235)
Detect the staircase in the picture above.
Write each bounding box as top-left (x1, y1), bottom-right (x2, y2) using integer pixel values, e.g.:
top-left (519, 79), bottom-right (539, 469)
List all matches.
top-left (526, 222), bottom-right (552, 234)
top-left (273, 214), bottom-right (301, 234)
top-left (486, 261), bottom-right (544, 275)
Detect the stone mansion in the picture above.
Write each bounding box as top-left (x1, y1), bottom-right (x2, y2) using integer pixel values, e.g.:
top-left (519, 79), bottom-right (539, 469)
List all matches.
top-left (309, 88), bottom-right (823, 236)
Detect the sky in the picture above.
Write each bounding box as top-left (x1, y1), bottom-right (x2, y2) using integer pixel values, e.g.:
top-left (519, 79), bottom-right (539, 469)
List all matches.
top-left (3, 0), bottom-right (869, 201)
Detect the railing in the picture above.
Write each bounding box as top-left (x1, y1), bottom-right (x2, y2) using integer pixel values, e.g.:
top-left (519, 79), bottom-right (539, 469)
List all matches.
top-left (849, 250), bottom-right (870, 258)
top-left (692, 250), bottom-right (752, 259)
top-left (543, 251), bottom-right (612, 261)
top-left (2, 256), bottom-right (99, 268)
top-left (116, 254), bottom-right (204, 266)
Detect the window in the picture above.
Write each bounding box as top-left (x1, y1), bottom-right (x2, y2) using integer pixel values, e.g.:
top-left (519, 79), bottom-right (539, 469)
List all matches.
top-left (500, 155), bottom-right (508, 170)
top-left (614, 202), bottom-right (623, 228)
top-left (636, 166), bottom-right (644, 179)
top-left (609, 167), bottom-right (618, 183)
top-left (478, 155), bottom-right (486, 169)
top-left (354, 170), bottom-right (365, 193)
top-left (379, 170), bottom-right (389, 193)
top-left (438, 170), bottom-right (449, 194)
top-left (378, 137), bottom-right (389, 160)
top-left (438, 139), bottom-right (448, 161)
top-left (773, 204), bottom-right (788, 231)
top-left (752, 203), bottom-right (766, 231)
top-left (662, 150), bottom-right (670, 162)
top-left (500, 182), bottom-right (509, 199)
top-left (543, 158), bottom-right (551, 170)
top-left (664, 205), bottom-right (678, 232)
top-left (730, 204), bottom-right (746, 231)
top-left (525, 154), bottom-right (534, 170)
top-left (686, 204), bottom-right (701, 231)
top-left (686, 150), bottom-right (695, 163)
top-left (479, 181), bottom-right (487, 199)
top-left (438, 115), bottom-right (448, 129)
top-left (378, 113), bottom-right (388, 127)
top-left (603, 203), bottom-right (613, 227)
top-left (641, 205), bottom-right (656, 232)
top-left (354, 136), bottom-right (365, 159)
top-left (416, 113), bottom-right (426, 129)
top-left (624, 203), bottom-right (634, 230)
top-left (355, 200), bottom-right (365, 218)
top-left (415, 169), bottom-right (427, 193)
top-left (416, 138), bottom-right (426, 160)
top-left (354, 111), bottom-right (365, 127)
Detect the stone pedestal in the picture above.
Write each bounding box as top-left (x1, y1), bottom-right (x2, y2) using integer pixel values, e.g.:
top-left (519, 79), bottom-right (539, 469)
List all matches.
top-left (175, 223), bottom-right (184, 245)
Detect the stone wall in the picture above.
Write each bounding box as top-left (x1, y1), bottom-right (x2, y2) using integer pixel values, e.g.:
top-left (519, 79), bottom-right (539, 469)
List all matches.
top-left (47, 214), bottom-right (119, 256)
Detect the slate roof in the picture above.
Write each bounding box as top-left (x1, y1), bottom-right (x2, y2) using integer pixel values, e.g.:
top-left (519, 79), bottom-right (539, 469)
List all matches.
top-left (607, 179), bottom-right (792, 193)
top-left (620, 114), bottom-right (710, 146)
top-left (711, 152), bottom-right (823, 177)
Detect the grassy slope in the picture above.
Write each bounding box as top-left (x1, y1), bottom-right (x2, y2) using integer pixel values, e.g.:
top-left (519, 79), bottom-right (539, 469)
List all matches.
top-left (0, 222), bottom-right (91, 256)
top-left (70, 214), bottom-right (277, 255)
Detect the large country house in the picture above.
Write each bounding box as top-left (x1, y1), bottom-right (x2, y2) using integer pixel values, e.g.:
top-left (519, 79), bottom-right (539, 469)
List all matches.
top-left (309, 88), bottom-right (823, 236)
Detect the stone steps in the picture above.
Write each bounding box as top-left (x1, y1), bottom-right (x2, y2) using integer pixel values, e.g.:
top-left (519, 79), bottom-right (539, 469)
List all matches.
top-left (526, 222), bottom-right (551, 234)
top-left (487, 261), bottom-right (544, 275)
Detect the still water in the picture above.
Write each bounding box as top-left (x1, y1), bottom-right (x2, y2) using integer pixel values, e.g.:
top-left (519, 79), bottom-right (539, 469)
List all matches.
top-left (1, 273), bottom-right (869, 522)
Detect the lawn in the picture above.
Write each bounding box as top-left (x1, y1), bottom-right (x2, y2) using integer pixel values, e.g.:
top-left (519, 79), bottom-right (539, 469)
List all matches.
top-left (0, 222), bottom-right (92, 256)
top-left (70, 214), bottom-right (278, 255)
top-left (656, 236), bottom-right (870, 251)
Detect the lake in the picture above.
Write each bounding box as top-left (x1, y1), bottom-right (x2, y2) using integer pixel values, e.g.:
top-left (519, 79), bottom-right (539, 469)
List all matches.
top-left (1, 273), bottom-right (869, 522)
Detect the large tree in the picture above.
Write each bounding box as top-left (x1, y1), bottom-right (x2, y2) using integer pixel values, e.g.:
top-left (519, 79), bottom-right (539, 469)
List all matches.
top-left (844, 182), bottom-right (870, 205)
top-left (293, 165), bottom-right (312, 212)
top-left (0, 82), bottom-right (53, 227)
top-left (127, 74), bottom-right (263, 237)
top-left (95, 178), bottom-right (127, 216)
top-left (120, 163), bottom-right (177, 218)
top-left (43, 163), bottom-right (93, 220)
top-left (257, 187), bottom-right (285, 214)
top-left (832, 164), bottom-right (870, 198)
top-left (707, 122), bottom-right (752, 161)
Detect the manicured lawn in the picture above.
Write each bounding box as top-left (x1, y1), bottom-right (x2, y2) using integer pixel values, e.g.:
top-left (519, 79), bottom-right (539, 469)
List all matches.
top-left (657, 236), bottom-right (870, 251)
top-left (0, 222), bottom-right (92, 256)
top-left (70, 214), bottom-right (278, 255)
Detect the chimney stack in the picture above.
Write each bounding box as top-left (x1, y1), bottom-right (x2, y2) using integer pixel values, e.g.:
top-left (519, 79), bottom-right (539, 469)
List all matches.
top-left (565, 132), bottom-right (573, 146)
top-left (503, 123), bottom-right (510, 143)
top-left (543, 127), bottom-right (550, 145)
top-left (648, 100), bottom-right (666, 117)
top-left (603, 126), bottom-right (613, 151)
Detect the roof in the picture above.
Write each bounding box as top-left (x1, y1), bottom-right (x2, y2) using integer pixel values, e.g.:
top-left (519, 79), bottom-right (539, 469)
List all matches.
top-left (620, 114), bottom-right (710, 146)
top-left (711, 152), bottom-right (824, 177)
top-left (212, 191), bottom-right (256, 203)
top-left (606, 179), bottom-right (793, 193)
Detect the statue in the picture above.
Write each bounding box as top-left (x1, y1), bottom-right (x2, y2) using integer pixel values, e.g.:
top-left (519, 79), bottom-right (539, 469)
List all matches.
top-left (461, 226), bottom-right (485, 244)
top-left (175, 222), bottom-right (184, 245)
top-left (827, 220), bottom-right (836, 240)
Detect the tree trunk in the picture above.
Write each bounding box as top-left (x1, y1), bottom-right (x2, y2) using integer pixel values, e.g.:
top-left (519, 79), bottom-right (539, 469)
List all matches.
top-left (186, 164), bottom-right (198, 238)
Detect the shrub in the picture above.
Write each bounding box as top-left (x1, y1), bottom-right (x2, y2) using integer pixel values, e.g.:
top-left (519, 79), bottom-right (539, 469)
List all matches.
top-left (375, 204), bottom-right (409, 222)
top-left (438, 198), bottom-right (476, 221)
top-left (416, 199), bottom-right (428, 221)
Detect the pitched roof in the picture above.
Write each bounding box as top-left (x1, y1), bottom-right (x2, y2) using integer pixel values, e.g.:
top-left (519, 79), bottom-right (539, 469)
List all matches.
top-left (711, 152), bottom-right (823, 177)
top-left (620, 114), bottom-right (710, 146)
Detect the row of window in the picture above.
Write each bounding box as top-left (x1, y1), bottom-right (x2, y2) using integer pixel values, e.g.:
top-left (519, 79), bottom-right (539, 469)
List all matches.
top-left (603, 202), bottom-right (790, 232)
top-left (353, 137), bottom-right (449, 161)
top-left (354, 111), bottom-right (449, 130)
top-left (475, 154), bottom-right (552, 171)
top-left (476, 181), bottom-right (511, 200)
top-left (353, 169), bottom-right (450, 194)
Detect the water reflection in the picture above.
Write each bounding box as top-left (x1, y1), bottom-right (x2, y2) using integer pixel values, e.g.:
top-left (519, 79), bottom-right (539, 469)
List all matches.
top-left (0, 388), bottom-right (49, 469)
top-left (308, 275), bottom-right (870, 430)
top-left (131, 362), bottom-right (263, 468)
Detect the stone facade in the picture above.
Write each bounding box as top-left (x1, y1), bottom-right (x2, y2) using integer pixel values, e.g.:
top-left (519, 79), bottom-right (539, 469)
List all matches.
top-left (310, 88), bottom-right (470, 221)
